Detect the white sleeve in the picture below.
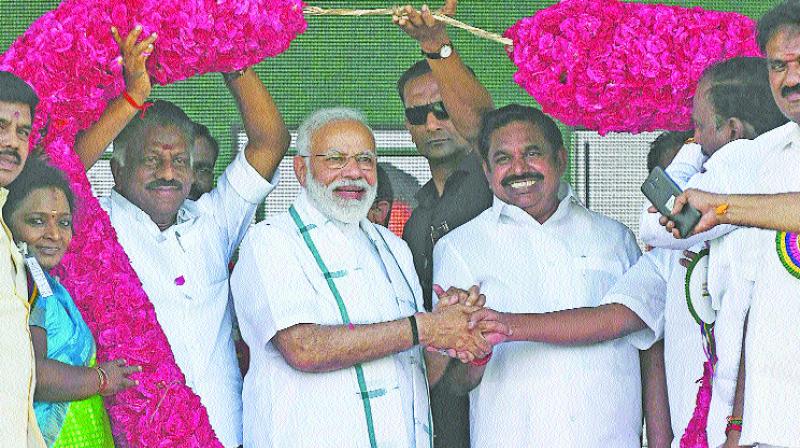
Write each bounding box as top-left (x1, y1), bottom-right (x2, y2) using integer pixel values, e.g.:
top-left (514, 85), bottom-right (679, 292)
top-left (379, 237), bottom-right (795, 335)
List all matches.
top-left (231, 225), bottom-right (322, 348)
top-left (600, 250), bottom-right (669, 350)
top-left (640, 141), bottom-right (750, 249)
top-left (432, 237), bottom-right (477, 309)
top-left (196, 152), bottom-right (279, 258)
top-left (665, 143), bottom-right (706, 188)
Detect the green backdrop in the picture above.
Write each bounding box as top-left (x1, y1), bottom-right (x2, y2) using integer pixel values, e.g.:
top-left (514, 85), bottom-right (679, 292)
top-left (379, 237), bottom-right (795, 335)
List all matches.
top-left (0, 0), bottom-right (783, 171)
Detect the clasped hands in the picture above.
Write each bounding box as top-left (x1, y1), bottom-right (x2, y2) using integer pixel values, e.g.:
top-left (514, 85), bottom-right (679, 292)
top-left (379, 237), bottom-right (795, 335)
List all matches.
top-left (418, 284), bottom-right (511, 364)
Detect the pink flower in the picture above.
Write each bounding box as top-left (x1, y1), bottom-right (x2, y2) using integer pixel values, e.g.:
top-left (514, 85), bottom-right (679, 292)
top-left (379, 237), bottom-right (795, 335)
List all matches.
top-left (506, 0), bottom-right (760, 134)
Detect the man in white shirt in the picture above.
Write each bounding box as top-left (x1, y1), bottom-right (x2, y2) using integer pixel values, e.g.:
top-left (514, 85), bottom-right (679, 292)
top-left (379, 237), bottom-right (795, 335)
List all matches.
top-left (74, 29), bottom-right (289, 447)
top-left (231, 107), bottom-right (506, 448)
top-left (432, 104), bottom-right (642, 447)
top-left (652, 3), bottom-right (800, 445)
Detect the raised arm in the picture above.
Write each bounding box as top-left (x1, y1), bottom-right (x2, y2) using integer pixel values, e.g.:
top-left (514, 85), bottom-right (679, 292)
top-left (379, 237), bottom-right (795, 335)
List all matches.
top-left (272, 303), bottom-right (493, 373)
top-left (75, 26), bottom-right (156, 171)
top-left (393, 0), bottom-right (494, 145)
top-left (224, 67), bottom-right (290, 179)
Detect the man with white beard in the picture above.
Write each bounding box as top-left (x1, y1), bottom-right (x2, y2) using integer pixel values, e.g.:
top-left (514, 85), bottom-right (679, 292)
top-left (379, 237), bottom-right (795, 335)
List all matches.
top-left (230, 108), bottom-right (506, 448)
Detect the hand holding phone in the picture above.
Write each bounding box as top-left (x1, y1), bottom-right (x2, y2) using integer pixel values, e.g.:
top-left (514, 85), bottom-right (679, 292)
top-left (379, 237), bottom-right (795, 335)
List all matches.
top-left (641, 167), bottom-right (702, 238)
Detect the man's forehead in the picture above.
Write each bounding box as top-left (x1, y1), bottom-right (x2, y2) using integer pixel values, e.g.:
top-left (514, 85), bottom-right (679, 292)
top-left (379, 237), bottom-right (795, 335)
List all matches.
top-left (767, 26), bottom-right (800, 58)
top-left (403, 73), bottom-right (442, 107)
top-left (0, 101), bottom-right (32, 123)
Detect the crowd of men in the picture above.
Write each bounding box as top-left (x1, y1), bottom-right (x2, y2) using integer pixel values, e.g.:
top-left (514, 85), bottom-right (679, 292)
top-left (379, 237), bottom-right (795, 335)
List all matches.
top-left (4, 0), bottom-right (800, 447)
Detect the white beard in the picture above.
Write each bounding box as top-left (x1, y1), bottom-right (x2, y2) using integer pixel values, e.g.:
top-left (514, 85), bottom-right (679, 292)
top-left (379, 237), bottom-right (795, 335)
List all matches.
top-left (305, 168), bottom-right (377, 224)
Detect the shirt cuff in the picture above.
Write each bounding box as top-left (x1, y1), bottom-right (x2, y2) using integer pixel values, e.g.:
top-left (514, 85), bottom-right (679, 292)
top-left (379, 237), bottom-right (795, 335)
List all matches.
top-left (223, 152), bottom-right (280, 204)
top-left (601, 293), bottom-right (663, 350)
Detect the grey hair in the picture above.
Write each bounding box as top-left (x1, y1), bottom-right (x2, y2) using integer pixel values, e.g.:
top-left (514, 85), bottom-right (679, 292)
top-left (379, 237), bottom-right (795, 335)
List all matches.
top-left (295, 107), bottom-right (373, 156)
top-left (111, 100), bottom-right (195, 167)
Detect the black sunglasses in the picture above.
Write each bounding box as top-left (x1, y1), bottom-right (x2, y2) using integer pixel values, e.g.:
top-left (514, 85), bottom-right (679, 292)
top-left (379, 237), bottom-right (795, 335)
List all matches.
top-left (404, 101), bottom-right (450, 125)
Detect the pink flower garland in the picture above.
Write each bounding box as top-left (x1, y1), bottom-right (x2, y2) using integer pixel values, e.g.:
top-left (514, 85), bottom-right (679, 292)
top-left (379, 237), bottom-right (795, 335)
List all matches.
top-left (506, 0), bottom-right (761, 134)
top-left (680, 361), bottom-right (715, 448)
top-left (1, 0), bottom-right (306, 446)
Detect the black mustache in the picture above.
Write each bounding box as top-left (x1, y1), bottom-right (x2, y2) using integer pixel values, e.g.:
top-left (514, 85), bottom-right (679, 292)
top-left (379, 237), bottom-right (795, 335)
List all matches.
top-left (146, 179), bottom-right (183, 190)
top-left (0, 149), bottom-right (21, 165)
top-left (782, 84), bottom-right (800, 98)
top-left (501, 172), bottom-right (544, 186)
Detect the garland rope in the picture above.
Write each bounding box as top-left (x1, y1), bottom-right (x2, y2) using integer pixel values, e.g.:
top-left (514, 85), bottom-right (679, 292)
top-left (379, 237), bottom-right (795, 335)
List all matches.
top-left (302, 6), bottom-right (514, 46)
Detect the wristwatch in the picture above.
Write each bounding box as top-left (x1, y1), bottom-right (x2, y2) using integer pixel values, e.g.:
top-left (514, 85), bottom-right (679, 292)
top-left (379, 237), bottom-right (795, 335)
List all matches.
top-left (422, 42), bottom-right (454, 60)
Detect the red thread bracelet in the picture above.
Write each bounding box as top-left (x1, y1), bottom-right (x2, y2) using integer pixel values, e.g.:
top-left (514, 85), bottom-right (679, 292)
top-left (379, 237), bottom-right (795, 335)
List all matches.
top-left (123, 91), bottom-right (153, 118)
top-left (725, 422), bottom-right (742, 434)
top-left (469, 352), bottom-right (492, 367)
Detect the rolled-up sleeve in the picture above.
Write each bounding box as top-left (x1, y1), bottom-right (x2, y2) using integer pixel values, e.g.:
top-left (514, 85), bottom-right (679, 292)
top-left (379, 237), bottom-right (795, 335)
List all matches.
top-left (600, 250), bottom-right (669, 350)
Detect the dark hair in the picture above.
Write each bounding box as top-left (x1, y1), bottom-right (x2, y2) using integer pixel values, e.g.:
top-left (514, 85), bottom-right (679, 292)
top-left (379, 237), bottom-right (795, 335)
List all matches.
top-left (699, 56), bottom-right (788, 136)
top-left (397, 60), bottom-right (476, 105)
top-left (192, 122), bottom-right (220, 158)
top-left (757, 0), bottom-right (800, 53)
top-left (647, 130), bottom-right (694, 172)
top-left (113, 100), bottom-right (195, 164)
top-left (0, 71), bottom-right (39, 122)
top-left (375, 163), bottom-right (394, 202)
top-left (2, 156), bottom-right (75, 226)
top-left (477, 104), bottom-right (564, 163)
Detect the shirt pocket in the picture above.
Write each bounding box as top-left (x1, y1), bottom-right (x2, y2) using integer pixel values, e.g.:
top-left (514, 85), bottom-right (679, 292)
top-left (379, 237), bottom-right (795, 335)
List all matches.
top-left (573, 256), bottom-right (625, 305)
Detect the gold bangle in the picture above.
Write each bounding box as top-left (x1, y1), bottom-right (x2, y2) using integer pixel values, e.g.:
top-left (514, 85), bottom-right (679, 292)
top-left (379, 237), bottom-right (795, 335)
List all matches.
top-left (96, 366), bottom-right (109, 395)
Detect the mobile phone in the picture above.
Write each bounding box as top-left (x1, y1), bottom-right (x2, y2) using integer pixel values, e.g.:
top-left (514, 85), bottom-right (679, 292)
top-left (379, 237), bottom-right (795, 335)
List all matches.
top-left (641, 167), bottom-right (701, 238)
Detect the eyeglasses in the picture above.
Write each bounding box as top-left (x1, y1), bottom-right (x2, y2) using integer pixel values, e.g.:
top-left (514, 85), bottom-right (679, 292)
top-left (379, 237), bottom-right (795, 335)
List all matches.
top-left (404, 101), bottom-right (450, 126)
top-left (308, 151), bottom-right (377, 170)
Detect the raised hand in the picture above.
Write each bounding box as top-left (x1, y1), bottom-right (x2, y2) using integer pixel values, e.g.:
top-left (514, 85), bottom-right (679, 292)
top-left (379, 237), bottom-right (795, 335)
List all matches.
top-left (649, 188), bottom-right (725, 238)
top-left (111, 25), bottom-right (157, 105)
top-left (392, 1), bottom-right (457, 53)
top-left (96, 358), bottom-right (142, 396)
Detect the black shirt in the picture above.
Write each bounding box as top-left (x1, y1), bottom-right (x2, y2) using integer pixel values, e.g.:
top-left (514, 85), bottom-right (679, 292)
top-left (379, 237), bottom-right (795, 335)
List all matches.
top-left (402, 151), bottom-right (493, 311)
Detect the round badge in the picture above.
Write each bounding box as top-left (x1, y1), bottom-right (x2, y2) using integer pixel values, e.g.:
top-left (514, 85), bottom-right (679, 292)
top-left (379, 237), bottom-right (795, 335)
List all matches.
top-left (685, 248), bottom-right (716, 325)
top-left (776, 231), bottom-right (800, 280)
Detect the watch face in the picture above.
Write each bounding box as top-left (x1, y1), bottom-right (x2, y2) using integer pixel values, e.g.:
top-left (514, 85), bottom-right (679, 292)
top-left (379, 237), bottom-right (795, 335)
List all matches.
top-left (440, 44), bottom-right (453, 58)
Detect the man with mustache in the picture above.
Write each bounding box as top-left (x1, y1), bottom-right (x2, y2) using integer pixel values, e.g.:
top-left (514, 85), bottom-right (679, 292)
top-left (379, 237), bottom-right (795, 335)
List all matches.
top-left (73, 28), bottom-right (289, 448)
top-left (230, 108), bottom-right (507, 448)
top-left (430, 104), bottom-right (645, 447)
top-left (187, 122), bottom-right (219, 200)
top-left (0, 71), bottom-right (46, 447)
top-left (393, 2), bottom-right (493, 445)
top-left (648, 2), bottom-right (800, 446)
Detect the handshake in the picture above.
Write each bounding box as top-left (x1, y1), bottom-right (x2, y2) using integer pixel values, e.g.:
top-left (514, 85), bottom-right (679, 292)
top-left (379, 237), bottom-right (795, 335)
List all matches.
top-left (414, 284), bottom-right (511, 364)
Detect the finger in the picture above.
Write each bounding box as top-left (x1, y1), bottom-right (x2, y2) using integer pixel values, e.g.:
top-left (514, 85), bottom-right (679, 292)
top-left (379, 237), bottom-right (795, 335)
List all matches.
top-left (683, 250), bottom-right (697, 259)
top-left (125, 24), bottom-right (143, 50)
top-left (441, 0), bottom-right (458, 16)
top-left (123, 365), bottom-right (142, 375)
top-left (465, 285), bottom-right (480, 306)
top-left (111, 26), bottom-right (123, 48)
top-left (478, 320), bottom-right (510, 336)
top-left (433, 284), bottom-right (446, 298)
top-left (122, 378), bottom-right (139, 389)
top-left (446, 348), bottom-right (457, 358)
top-left (658, 215), bottom-right (669, 226)
top-left (421, 4), bottom-right (437, 28)
top-left (475, 293), bottom-right (487, 308)
top-left (648, 205), bottom-right (658, 214)
top-left (671, 193), bottom-right (688, 215)
top-left (134, 32), bottom-right (158, 55)
top-left (679, 258), bottom-right (691, 268)
top-left (115, 358), bottom-right (128, 366)
top-left (405, 5), bottom-right (425, 27)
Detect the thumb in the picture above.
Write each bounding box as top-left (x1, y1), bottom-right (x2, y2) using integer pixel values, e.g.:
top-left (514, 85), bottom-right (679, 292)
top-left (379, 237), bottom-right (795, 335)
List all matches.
top-left (671, 192), bottom-right (688, 215)
top-left (433, 284), bottom-right (445, 298)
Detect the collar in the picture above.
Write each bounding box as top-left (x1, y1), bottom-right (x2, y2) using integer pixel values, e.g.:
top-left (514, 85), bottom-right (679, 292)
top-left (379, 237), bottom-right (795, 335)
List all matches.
top-left (109, 189), bottom-right (197, 234)
top-left (415, 151), bottom-right (485, 208)
top-left (489, 181), bottom-right (577, 226)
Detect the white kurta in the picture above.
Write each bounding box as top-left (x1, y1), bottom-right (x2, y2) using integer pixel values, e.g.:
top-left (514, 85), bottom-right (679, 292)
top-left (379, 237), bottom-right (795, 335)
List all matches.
top-left (99, 152), bottom-right (277, 447)
top-left (433, 183), bottom-right (642, 448)
top-left (230, 192), bottom-right (431, 448)
top-left (601, 246), bottom-right (712, 447)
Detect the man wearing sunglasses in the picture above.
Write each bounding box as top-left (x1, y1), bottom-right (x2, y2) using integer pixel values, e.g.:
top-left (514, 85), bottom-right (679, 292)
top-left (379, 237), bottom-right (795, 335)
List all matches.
top-left (394, 1), bottom-right (493, 447)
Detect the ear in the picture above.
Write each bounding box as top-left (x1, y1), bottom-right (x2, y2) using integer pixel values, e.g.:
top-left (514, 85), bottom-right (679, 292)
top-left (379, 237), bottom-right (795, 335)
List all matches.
top-left (482, 158), bottom-right (492, 185)
top-left (727, 117), bottom-right (755, 141)
top-left (293, 155), bottom-right (308, 187)
top-left (555, 146), bottom-right (568, 176)
top-left (110, 158), bottom-right (122, 185)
